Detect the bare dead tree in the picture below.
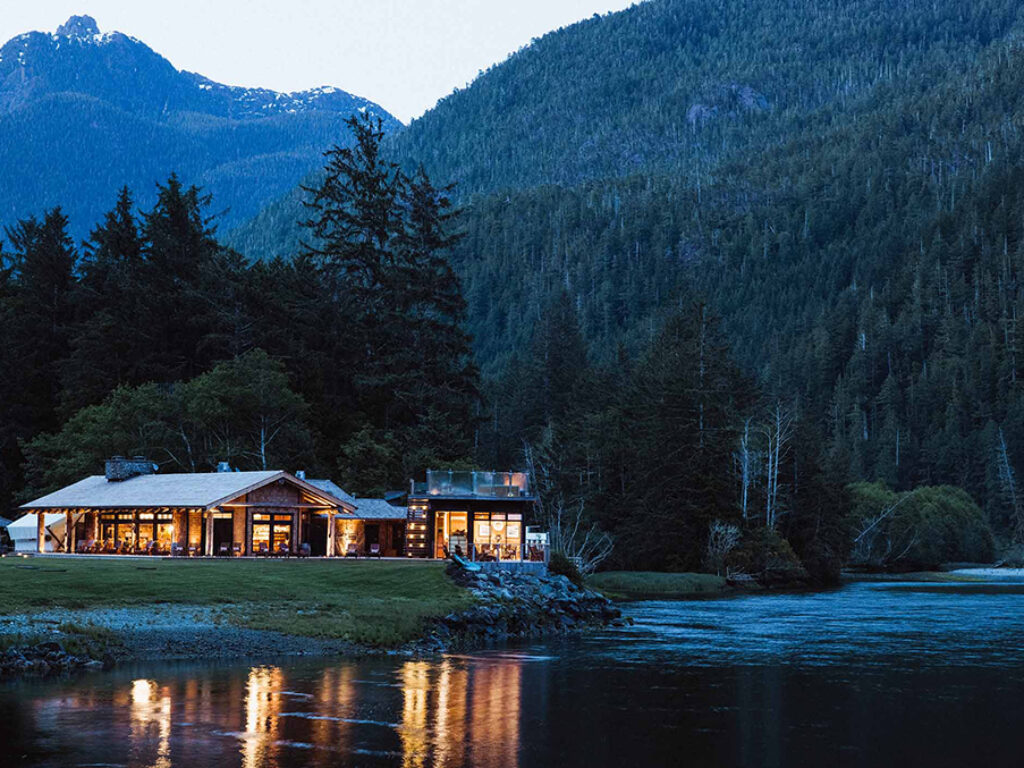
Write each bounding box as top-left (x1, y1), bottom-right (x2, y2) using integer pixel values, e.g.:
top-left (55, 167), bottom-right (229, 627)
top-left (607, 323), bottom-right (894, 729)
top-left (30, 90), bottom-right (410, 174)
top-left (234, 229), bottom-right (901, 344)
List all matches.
top-left (762, 401), bottom-right (795, 529)
top-left (996, 428), bottom-right (1024, 544)
top-left (703, 520), bottom-right (741, 575)
top-left (525, 442), bottom-right (614, 574)
top-left (734, 418), bottom-right (759, 522)
top-left (849, 493), bottom-right (911, 567)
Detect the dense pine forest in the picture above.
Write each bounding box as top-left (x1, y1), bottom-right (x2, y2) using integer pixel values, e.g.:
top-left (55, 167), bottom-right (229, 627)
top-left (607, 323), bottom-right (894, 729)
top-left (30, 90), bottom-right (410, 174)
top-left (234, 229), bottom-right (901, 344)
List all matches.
top-left (4, 0), bottom-right (1024, 580)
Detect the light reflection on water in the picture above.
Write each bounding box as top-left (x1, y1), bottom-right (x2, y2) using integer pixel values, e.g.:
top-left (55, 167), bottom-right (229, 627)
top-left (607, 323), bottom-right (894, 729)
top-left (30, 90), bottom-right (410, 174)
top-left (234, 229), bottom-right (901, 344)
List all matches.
top-left (3, 580), bottom-right (1024, 767)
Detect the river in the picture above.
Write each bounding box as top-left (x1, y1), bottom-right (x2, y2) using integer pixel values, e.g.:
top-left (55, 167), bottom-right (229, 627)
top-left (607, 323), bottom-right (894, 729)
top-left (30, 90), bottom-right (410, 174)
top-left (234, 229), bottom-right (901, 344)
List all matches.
top-left (2, 578), bottom-right (1023, 767)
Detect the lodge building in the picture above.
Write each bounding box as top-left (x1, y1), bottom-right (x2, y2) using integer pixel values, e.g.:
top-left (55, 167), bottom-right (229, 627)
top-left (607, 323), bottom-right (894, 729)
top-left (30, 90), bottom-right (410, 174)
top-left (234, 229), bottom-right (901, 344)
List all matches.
top-left (17, 458), bottom-right (538, 560)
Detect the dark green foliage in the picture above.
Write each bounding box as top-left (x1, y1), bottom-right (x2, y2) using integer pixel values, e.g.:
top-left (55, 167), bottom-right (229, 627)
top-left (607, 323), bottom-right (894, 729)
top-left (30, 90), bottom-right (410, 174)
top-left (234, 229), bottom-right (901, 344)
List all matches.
top-left (0, 209), bottom-right (76, 506)
top-left (22, 350), bottom-right (311, 497)
top-left (302, 114), bottom-right (481, 493)
top-left (1, 157), bottom-right (479, 507)
top-left (548, 551), bottom-right (583, 587)
top-left (726, 527), bottom-right (809, 586)
top-left (848, 482), bottom-right (995, 570)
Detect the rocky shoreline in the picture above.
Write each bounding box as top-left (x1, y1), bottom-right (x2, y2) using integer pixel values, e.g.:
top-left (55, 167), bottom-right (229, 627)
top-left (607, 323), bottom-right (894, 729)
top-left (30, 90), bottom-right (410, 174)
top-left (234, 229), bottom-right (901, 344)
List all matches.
top-left (1, 641), bottom-right (110, 678)
top-left (1, 565), bottom-right (623, 680)
top-left (419, 563), bottom-right (625, 651)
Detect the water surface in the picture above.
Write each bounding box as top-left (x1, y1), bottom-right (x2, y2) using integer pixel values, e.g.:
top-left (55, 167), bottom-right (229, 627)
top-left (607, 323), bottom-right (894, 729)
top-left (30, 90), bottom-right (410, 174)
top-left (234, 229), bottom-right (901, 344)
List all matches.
top-left (2, 580), bottom-right (1022, 767)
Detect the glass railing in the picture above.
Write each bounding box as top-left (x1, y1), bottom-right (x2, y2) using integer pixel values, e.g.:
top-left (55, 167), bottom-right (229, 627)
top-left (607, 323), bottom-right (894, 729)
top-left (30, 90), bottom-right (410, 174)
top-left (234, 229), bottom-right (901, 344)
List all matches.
top-left (425, 470), bottom-right (530, 498)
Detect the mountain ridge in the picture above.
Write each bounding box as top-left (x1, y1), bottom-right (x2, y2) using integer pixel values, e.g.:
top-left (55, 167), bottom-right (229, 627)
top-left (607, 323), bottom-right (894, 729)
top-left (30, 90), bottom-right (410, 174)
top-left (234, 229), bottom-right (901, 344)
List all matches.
top-left (0, 15), bottom-right (400, 237)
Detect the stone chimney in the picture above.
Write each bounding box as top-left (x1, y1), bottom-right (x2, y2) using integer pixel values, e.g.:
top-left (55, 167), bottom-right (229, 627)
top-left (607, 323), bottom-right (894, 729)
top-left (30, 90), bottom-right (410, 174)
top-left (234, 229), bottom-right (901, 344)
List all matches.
top-left (105, 456), bottom-right (156, 482)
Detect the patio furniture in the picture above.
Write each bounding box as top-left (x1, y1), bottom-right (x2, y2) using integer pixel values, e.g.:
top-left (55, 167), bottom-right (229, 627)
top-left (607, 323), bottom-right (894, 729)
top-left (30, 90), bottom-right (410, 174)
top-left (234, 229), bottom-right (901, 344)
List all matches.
top-left (369, 543), bottom-right (381, 559)
top-left (345, 542), bottom-right (359, 558)
top-left (257, 541), bottom-right (269, 557)
top-left (232, 543), bottom-right (242, 557)
top-left (276, 541), bottom-right (289, 557)
top-left (298, 542), bottom-right (311, 558)
top-left (188, 545), bottom-right (198, 557)
top-left (218, 543), bottom-right (230, 556)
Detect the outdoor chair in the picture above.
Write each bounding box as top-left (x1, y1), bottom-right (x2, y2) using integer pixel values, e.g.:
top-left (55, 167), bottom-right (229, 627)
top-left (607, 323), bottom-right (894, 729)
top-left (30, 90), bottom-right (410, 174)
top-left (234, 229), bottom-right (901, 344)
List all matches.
top-left (277, 542), bottom-right (289, 557)
top-left (232, 543), bottom-right (242, 557)
top-left (345, 542), bottom-right (359, 558)
top-left (218, 543), bottom-right (230, 556)
top-left (298, 542), bottom-right (311, 558)
top-left (144, 541), bottom-right (156, 555)
top-left (256, 541), bottom-right (268, 556)
top-left (369, 543), bottom-right (381, 559)
top-left (188, 545), bottom-right (198, 557)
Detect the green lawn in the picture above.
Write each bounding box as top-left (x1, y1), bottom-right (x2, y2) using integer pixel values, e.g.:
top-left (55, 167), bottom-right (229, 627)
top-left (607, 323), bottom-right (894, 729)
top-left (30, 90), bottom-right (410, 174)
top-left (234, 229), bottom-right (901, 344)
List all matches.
top-left (0, 557), bottom-right (473, 646)
top-left (586, 571), bottom-right (729, 599)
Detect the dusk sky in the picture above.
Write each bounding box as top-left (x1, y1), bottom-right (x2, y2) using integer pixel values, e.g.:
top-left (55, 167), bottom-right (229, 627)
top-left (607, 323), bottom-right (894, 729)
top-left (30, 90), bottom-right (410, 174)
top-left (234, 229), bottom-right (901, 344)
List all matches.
top-left (0, 1), bottom-right (638, 122)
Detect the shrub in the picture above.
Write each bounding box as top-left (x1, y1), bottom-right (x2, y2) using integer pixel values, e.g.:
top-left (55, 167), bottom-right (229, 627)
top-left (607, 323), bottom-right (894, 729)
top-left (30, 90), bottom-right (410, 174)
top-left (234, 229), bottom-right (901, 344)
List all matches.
top-left (726, 527), bottom-right (808, 586)
top-left (848, 483), bottom-right (995, 570)
top-left (548, 551), bottom-right (583, 587)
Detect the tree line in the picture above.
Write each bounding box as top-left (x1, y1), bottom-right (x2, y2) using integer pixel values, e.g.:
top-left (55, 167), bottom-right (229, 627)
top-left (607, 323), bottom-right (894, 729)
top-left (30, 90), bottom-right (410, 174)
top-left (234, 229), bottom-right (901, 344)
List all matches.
top-left (0, 114), bottom-right (478, 508)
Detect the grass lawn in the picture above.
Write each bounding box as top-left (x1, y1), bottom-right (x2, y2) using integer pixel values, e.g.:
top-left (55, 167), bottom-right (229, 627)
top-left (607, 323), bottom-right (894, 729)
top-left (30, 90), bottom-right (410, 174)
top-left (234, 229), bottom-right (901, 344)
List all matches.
top-left (586, 571), bottom-right (729, 600)
top-left (0, 557), bottom-right (473, 646)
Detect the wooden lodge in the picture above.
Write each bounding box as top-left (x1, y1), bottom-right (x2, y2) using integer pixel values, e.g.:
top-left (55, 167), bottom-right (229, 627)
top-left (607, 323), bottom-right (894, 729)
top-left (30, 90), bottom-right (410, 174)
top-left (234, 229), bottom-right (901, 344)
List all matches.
top-left (17, 460), bottom-right (539, 561)
top-left (17, 457), bottom-right (410, 557)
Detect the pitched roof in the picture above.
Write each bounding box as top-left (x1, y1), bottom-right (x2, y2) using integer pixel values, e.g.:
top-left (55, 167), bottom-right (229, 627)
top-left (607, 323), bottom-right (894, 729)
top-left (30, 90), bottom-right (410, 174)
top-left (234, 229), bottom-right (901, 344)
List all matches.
top-left (352, 497), bottom-right (406, 520)
top-left (20, 471), bottom-right (355, 511)
top-left (306, 479), bottom-right (356, 506)
top-left (306, 479), bottom-right (404, 519)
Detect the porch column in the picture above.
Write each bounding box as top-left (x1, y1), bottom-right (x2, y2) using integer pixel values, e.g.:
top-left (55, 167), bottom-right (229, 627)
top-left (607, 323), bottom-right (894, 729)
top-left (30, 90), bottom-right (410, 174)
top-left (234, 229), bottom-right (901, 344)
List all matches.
top-left (326, 512), bottom-right (336, 557)
top-left (65, 510), bottom-right (74, 553)
top-left (205, 510), bottom-right (214, 556)
top-left (37, 511), bottom-right (45, 553)
top-left (90, 511), bottom-right (100, 542)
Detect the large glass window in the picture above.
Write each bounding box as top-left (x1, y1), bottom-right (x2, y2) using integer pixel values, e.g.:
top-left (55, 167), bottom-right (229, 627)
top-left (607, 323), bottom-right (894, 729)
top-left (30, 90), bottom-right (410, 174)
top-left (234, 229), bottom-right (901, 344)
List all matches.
top-left (435, 511), bottom-right (468, 558)
top-left (98, 511), bottom-right (172, 553)
top-left (252, 513), bottom-right (292, 554)
top-left (473, 512), bottom-right (523, 561)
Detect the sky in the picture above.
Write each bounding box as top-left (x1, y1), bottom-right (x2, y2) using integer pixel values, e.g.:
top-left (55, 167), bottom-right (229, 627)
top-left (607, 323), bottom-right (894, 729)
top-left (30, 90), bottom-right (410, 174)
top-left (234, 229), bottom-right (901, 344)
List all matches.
top-left (0, 1), bottom-right (638, 122)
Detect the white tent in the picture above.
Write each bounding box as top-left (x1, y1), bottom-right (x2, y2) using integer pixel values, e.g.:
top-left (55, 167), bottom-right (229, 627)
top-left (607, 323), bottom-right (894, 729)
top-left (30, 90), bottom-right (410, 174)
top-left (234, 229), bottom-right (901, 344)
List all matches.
top-left (5, 513), bottom-right (70, 553)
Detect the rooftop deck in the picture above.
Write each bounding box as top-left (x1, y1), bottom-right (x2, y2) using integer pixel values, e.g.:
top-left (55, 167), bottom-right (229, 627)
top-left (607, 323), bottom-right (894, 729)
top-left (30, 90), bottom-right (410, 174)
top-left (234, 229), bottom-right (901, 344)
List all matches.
top-left (415, 470), bottom-right (533, 499)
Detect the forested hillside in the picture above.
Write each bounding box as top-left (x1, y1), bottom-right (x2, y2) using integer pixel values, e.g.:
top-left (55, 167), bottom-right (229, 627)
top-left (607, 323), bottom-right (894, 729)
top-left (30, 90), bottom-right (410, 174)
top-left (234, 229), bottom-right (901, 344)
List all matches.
top-left (229, 0), bottom-right (1024, 257)
top-left (230, 0), bottom-right (1024, 546)
top-left (0, 15), bottom-right (400, 238)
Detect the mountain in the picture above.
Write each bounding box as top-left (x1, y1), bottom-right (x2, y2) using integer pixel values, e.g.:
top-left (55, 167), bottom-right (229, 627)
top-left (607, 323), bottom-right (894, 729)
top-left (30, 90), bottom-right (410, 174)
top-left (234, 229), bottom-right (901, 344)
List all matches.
top-left (0, 15), bottom-right (400, 238)
top-left (229, 0), bottom-right (1024, 261)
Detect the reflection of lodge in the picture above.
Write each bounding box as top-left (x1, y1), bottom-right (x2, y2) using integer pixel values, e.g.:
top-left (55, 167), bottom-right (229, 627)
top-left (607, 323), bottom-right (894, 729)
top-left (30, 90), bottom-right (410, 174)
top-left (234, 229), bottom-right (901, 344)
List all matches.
top-left (24, 656), bottom-right (524, 767)
top-left (406, 470), bottom-right (539, 562)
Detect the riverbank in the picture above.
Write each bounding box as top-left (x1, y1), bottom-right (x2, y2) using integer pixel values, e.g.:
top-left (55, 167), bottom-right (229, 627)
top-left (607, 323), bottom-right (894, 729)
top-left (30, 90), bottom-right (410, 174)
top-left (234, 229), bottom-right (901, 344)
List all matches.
top-left (0, 556), bottom-right (619, 678)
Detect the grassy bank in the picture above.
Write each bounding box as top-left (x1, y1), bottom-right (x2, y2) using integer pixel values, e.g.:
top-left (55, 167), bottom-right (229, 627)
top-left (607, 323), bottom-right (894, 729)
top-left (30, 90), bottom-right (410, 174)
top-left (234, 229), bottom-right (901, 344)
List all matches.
top-left (586, 571), bottom-right (729, 600)
top-left (0, 557), bottom-right (472, 646)
top-left (842, 570), bottom-right (984, 583)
